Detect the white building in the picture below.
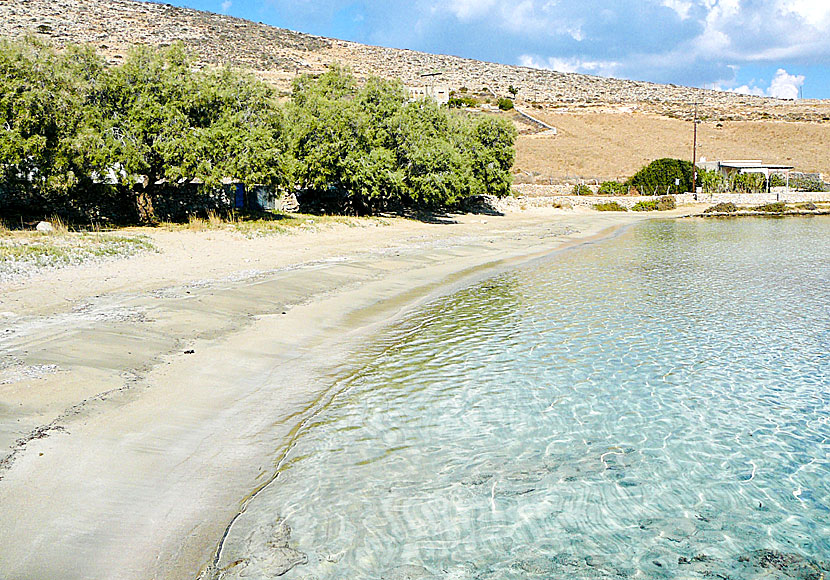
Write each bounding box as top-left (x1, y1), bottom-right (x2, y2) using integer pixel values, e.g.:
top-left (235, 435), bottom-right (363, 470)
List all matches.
top-left (407, 85), bottom-right (450, 105)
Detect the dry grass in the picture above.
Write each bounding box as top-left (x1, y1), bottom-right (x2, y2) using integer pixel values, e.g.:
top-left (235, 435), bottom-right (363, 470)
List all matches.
top-left (0, 230), bottom-right (155, 282)
top-left (515, 111), bottom-right (830, 182)
top-left (168, 211), bottom-right (390, 238)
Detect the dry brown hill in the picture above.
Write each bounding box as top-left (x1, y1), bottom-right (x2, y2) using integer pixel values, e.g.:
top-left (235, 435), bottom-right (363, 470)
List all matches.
top-left (3, 0), bottom-right (829, 181)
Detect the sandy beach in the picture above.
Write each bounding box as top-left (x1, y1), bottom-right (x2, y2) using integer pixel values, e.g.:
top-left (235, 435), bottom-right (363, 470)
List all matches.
top-left (0, 206), bottom-right (697, 579)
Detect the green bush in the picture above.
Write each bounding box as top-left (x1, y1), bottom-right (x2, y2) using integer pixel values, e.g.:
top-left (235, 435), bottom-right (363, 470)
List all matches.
top-left (631, 200), bottom-right (659, 211)
top-left (703, 202), bottom-right (738, 213)
top-left (572, 184), bottom-right (592, 196)
top-left (657, 195), bottom-right (676, 210)
top-left (448, 95), bottom-right (479, 108)
top-left (628, 158), bottom-right (692, 195)
top-left (768, 174), bottom-right (787, 188)
top-left (497, 97), bottom-right (514, 111)
top-left (593, 201), bottom-right (627, 211)
top-left (791, 176), bottom-right (827, 192)
top-left (753, 202), bottom-right (788, 213)
top-left (597, 181), bottom-right (628, 196)
top-left (699, 168), bottom-right (728, 193)
top-left (732, 173), bottom-right (766, 193)
top-left (768, 174), bottom-right (826, 192)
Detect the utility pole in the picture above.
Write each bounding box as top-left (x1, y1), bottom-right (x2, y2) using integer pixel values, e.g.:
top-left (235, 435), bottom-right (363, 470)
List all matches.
top-left (692, 101), bottom-right (699, 194)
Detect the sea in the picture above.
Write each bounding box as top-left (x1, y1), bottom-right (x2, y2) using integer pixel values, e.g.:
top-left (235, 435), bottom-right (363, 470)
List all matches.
top-left (224, 216), bottom-right (829, 580)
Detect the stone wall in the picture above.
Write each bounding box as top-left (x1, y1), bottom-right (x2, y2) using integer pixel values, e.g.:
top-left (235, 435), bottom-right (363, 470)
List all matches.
top-left (503, 194), bottom-right (666, 210)
top-left (507, 187), bottom-right (830, 210)
top-left (683, 192), bottom-right (830, 205)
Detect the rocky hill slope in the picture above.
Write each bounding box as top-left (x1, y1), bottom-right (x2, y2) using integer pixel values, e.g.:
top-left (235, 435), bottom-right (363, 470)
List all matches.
top-left (4, 0), bottom-right (830, 122)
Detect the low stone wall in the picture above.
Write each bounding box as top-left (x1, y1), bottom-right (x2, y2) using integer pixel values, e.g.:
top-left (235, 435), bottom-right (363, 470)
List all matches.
top-left (502, 194), bottom-right (667, 210)
top-left (512, 185), bottom-right (830, 209)
top-left (514, 184), bottom-right (600, 196)
top-left (687, 192), bottom-right (830, 205)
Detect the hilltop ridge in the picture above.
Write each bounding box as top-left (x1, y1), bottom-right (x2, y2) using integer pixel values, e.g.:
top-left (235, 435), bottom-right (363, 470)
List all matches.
top-left (3, 0), bottom-right (830, 122)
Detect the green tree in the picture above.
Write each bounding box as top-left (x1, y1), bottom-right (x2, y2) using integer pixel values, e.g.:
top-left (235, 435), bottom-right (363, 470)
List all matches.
top-left (628, 158), bottom-right (692, 195)
top-left (0, 38), bottom-right (105, 215)
top-left (288, 67), bottom-right (515, 213)
top-left (84, 43), bottom-right (287, 221)
top-left (460, 116), bottom-right (516, 198)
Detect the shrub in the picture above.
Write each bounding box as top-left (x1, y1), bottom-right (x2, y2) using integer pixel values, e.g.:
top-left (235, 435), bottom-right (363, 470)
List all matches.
top-left (631, 200), bottom-right (659, 211)
top-left (448, 95), bottom-right (479, 108)
top-left (753, 202), bottom-right (788, 213)
top-left (769, 174), bottom-right (787, 188)
top-left (497, 97), bottom-right (514, 111)
top-left (572, 184), bottom-right (592, 196)
top-left (732, 173), bottom-right (766, 193)
top-left (703, 202), bottom-right (738, 213)
top-left (699, 168), bottom-right (728, 193)
top-left (656, 195), bottom-right (676, 210)
top-left (791, 176), bottom-right (827, 192)
top-left (593, 201), bottom-right (627, 211)
top-left (597, 181), bottom-right (628, 196)
top-left (768, 174), bottom-right (826, 192)
top-left (628, 158), bottom-right (693, 195)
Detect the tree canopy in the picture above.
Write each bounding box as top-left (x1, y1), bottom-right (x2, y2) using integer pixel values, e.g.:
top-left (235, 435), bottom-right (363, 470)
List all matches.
top-left (627, 158), bottom-right (693, 195)
top-left (1, 39), bottom-right (516, 222)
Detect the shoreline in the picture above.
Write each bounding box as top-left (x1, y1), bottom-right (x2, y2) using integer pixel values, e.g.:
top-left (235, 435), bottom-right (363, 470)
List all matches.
top-left (0, 207), bottom-right (695, 579)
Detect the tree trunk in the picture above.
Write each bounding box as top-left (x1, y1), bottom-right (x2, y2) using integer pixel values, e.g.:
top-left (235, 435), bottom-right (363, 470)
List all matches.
top-left (133, 179), bottom-right (156, 224)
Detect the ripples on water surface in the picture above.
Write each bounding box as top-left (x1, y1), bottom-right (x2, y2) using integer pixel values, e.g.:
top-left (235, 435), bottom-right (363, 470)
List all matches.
top-left (234, 217), bottom-right (829, 579)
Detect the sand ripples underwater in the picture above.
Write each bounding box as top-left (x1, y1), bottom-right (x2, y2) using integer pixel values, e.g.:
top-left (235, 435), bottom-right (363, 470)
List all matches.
top-left (218, 217), bottom-right (829, 580)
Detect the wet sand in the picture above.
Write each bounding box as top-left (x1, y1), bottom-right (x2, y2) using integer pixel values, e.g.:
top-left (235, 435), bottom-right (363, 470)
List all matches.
top-left (0, 207), bottom-right (696, 579)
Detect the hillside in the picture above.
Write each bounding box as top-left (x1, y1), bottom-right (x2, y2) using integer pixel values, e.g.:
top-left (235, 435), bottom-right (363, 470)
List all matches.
top-left (3, 0), bottom-right (830, 181)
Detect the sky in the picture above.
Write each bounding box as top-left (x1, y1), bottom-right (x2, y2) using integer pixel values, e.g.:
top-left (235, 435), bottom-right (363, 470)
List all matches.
top-left (166, 0), bottom-right (830, 99)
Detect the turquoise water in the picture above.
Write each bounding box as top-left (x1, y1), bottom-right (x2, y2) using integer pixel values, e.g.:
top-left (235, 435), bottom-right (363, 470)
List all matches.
top-left (233, 217), bottom-right (829, 579)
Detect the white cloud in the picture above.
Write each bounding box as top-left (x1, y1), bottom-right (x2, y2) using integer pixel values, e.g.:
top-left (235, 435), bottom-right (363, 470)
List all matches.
top-left (419, 0), bottom-right (829, 93)
top-left (767, 68), bottom-right (805, 99)
top-left (221, 0), bottom-right (232, 13)
top-left (780, 0), bottom-right (830, 24)
top-left (446, 0), bottom-right (497, 20)
top-left (662, 0), bottom-right (693, 19)
top-left (731, 84), bottom-right (767, 97)
top-left (728, 68), bottom-right (805, 99)
top-left (519, 54), bottom-right (620, 77)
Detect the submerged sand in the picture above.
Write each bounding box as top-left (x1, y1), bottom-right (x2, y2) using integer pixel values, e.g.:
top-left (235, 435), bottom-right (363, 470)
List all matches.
top-left (0, 207), bottom-right (696, 579)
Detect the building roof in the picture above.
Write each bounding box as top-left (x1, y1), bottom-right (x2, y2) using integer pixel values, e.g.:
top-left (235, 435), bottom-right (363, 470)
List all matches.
top-left (718, 160), bottom-right (794, 170)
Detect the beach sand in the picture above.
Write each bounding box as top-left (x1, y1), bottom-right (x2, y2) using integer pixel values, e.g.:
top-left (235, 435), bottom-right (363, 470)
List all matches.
top-left (0, 206), bottom-right (696, 579)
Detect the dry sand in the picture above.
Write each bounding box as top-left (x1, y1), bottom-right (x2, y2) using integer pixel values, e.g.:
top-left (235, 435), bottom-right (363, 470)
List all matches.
top-left (0, 206), bottom-right (697, 579)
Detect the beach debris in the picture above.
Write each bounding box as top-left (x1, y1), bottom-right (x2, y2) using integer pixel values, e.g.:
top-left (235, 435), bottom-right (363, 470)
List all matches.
top-left (184, 349), bottom-right (195, 354)
top-left (0, 363), bottom-right (60, 385)
top-left (737, 549), bottom-right (830, 579)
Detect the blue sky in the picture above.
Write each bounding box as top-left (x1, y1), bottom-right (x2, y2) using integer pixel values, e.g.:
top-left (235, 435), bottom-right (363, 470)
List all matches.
top-left (167, 0), bottom-right (830, 99)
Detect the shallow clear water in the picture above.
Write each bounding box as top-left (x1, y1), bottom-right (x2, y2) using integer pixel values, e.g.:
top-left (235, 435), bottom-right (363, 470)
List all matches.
top-left (239, 217), bottom-right (829, 579)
